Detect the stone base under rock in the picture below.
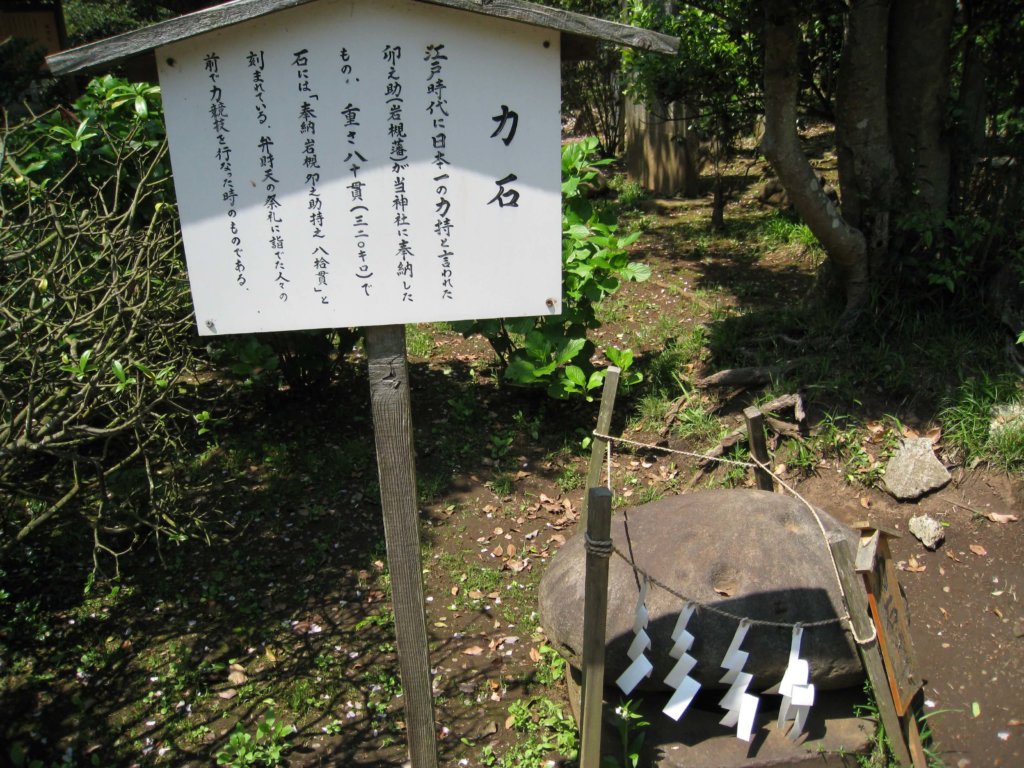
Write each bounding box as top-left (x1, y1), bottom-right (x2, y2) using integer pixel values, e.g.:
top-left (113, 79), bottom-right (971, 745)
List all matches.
top-left (567, 667), bottom-right (876, 767)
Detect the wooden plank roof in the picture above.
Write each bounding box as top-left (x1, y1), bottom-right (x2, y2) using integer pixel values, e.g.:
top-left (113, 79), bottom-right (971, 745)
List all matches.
top-left (46, 0), bottom-right (678, 76)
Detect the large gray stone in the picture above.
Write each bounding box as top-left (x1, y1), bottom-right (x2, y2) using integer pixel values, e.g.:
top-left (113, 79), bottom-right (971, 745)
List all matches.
top-left (539, 490), bottom-right (864, 693)
top-left (882, 437), bottom-right (950, 500)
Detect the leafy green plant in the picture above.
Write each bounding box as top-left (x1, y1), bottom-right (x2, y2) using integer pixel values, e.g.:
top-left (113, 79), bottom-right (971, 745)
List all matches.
top-left (216, 709), bottom-right (296, 767)
top-left (601, 698), bottom-right (649, 768)
top-left (481, 696), bottom-right (578, 768)
top-left (457, 137), bottom-right (648, 400)
top-left (533, 644), bottom-right (567, 687)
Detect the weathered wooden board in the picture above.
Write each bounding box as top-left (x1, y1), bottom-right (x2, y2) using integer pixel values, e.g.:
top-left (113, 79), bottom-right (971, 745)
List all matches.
top-left (864, 537), bottom-right (923, 716)
top-left (46, 0), bottom-right (678, 76)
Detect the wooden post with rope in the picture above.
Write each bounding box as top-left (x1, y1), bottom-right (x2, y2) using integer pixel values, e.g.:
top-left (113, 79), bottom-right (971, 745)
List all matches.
top-left (743, 406), bottom-right (774, 492)
top-left (582, 367), bottom-right (621, 529)
top-left (853, 523), bottom-right (927, 767)
top-left (579, 486), bottom-right (613, 768)
top-left (829, 533), bottom-right (919, 767)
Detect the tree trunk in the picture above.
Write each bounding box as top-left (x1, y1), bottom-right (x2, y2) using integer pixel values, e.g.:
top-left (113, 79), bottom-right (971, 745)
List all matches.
top-left (762, 0), bottom-right (870, 316)
top-left (835, 0), bottom-right (897, 277)
top-left (951, 2), bottom-right (987, 209)
top-left (888, 0), bottom-right (956, 226)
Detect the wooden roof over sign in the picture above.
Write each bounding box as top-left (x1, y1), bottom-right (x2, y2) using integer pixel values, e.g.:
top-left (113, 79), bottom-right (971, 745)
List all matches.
top-left (45, 0), bottom-right (679, 76)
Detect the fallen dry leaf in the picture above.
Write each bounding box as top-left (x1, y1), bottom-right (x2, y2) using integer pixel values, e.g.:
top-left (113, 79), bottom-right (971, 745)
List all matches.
top-left (529, 647), bottom-right (541, 663)
top-left (218, 688), bottom-right (238, 700)
top-left (491, 545), bottom-right (504, 557)
top-left (905, 556), bottom-right (927, 573)
top-left (969, 544), bottom-right (988, 557)
top-left (506, 543), bottom-right (517, 558)
top-left (945, 550), bottom-right (962, 563)
top-left (463, 645), bottom-right (485, 656)
top-left (987, 512), bottom-right (1019, 524)
top-left (859, 496), bottom-right (871, 509)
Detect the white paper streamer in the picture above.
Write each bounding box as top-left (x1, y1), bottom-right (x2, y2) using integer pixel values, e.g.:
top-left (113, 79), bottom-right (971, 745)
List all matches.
top-left (717, 619), bottom-right (759, 741)
top-left (616, 578), bottom-right (653, 695)
top-left (776, 625), bottom-right (815, 740)
top-left (662, 601), bottom-right (701, 721)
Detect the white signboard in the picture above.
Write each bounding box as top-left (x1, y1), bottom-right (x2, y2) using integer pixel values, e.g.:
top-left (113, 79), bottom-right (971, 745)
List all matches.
top-left (157, 0), bottom-right (562, 335)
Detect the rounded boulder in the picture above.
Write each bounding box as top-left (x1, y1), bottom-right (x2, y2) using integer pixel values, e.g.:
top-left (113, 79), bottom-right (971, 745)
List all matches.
top-left (539, 490), bottom-right (864, 692)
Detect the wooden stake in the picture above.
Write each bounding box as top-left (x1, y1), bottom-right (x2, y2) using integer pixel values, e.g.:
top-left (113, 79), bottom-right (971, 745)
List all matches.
top-left (743, 406), bottom-right (774, 491)
top-left (579, 487), bottom-right (613, 768)
top-left (365, 325), bottom-right (438, 768)
top-left (583, 367), bottom-right (621, 529)
top-left (829, 535), bottom-right (913, 767)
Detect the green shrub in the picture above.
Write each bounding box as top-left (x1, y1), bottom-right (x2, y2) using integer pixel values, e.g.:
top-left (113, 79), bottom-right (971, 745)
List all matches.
top-left (457, 137), bottom-right (649, 400)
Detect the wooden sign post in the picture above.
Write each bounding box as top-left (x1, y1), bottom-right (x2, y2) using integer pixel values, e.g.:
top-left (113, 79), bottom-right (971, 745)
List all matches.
top-left (831, 525), bottom-right (927, 768)
top-left (45, 3), bottom-right (676, 765)
top-left (853, 522), bottom-right (927, 768)
top-left (366, 325), bottom-right (437, 767)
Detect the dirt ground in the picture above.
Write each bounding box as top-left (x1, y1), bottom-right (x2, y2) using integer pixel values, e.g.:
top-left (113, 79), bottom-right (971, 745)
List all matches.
top-left (804, 470), bottom-right (1024, 766)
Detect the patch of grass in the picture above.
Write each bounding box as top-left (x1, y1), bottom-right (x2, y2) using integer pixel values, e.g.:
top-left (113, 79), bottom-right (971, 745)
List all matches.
top-left (761, 210), bottom-right (821, 250)
top-left (556, 465), bottom-right (584, 493)
top-left (405, 324), bottom-right (436, 359)
top-left (940, 374), bottom-right (1024, 470)
top-left (487, 473), bottom-right (515, 497)
top-left (418, 472), bottom-right (448, 504)
top-left (670, 405), bottom-right (724, 446)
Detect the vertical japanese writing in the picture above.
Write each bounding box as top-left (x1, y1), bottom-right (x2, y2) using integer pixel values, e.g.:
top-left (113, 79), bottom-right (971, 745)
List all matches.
top-left (425, 43), bottom-right (454, 301)
top-left (293, 49), bottom-right (331, 304)
top-left (488, 103), bottom-right (520, 208)
top-left (248, 49), bottom-right (289, 302)
top-left (205, 52), bottom-right (247, 287)
top-left (341, 47), bottom-right (373, 296)
top-left (384, 43), bottom-right (415, 303)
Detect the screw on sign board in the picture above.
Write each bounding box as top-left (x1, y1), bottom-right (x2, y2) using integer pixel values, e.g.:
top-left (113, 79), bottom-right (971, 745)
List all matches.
top-left (156, 0), bottom-right (562, 335)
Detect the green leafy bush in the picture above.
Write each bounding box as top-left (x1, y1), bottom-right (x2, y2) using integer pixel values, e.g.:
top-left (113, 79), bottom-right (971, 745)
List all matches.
top-left (458, 137), bottom-right (649, 400)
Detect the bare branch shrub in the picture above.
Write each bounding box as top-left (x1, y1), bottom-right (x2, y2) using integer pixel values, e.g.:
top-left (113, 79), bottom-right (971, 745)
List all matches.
top-left (1, 80), bottom-right (201, 557)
